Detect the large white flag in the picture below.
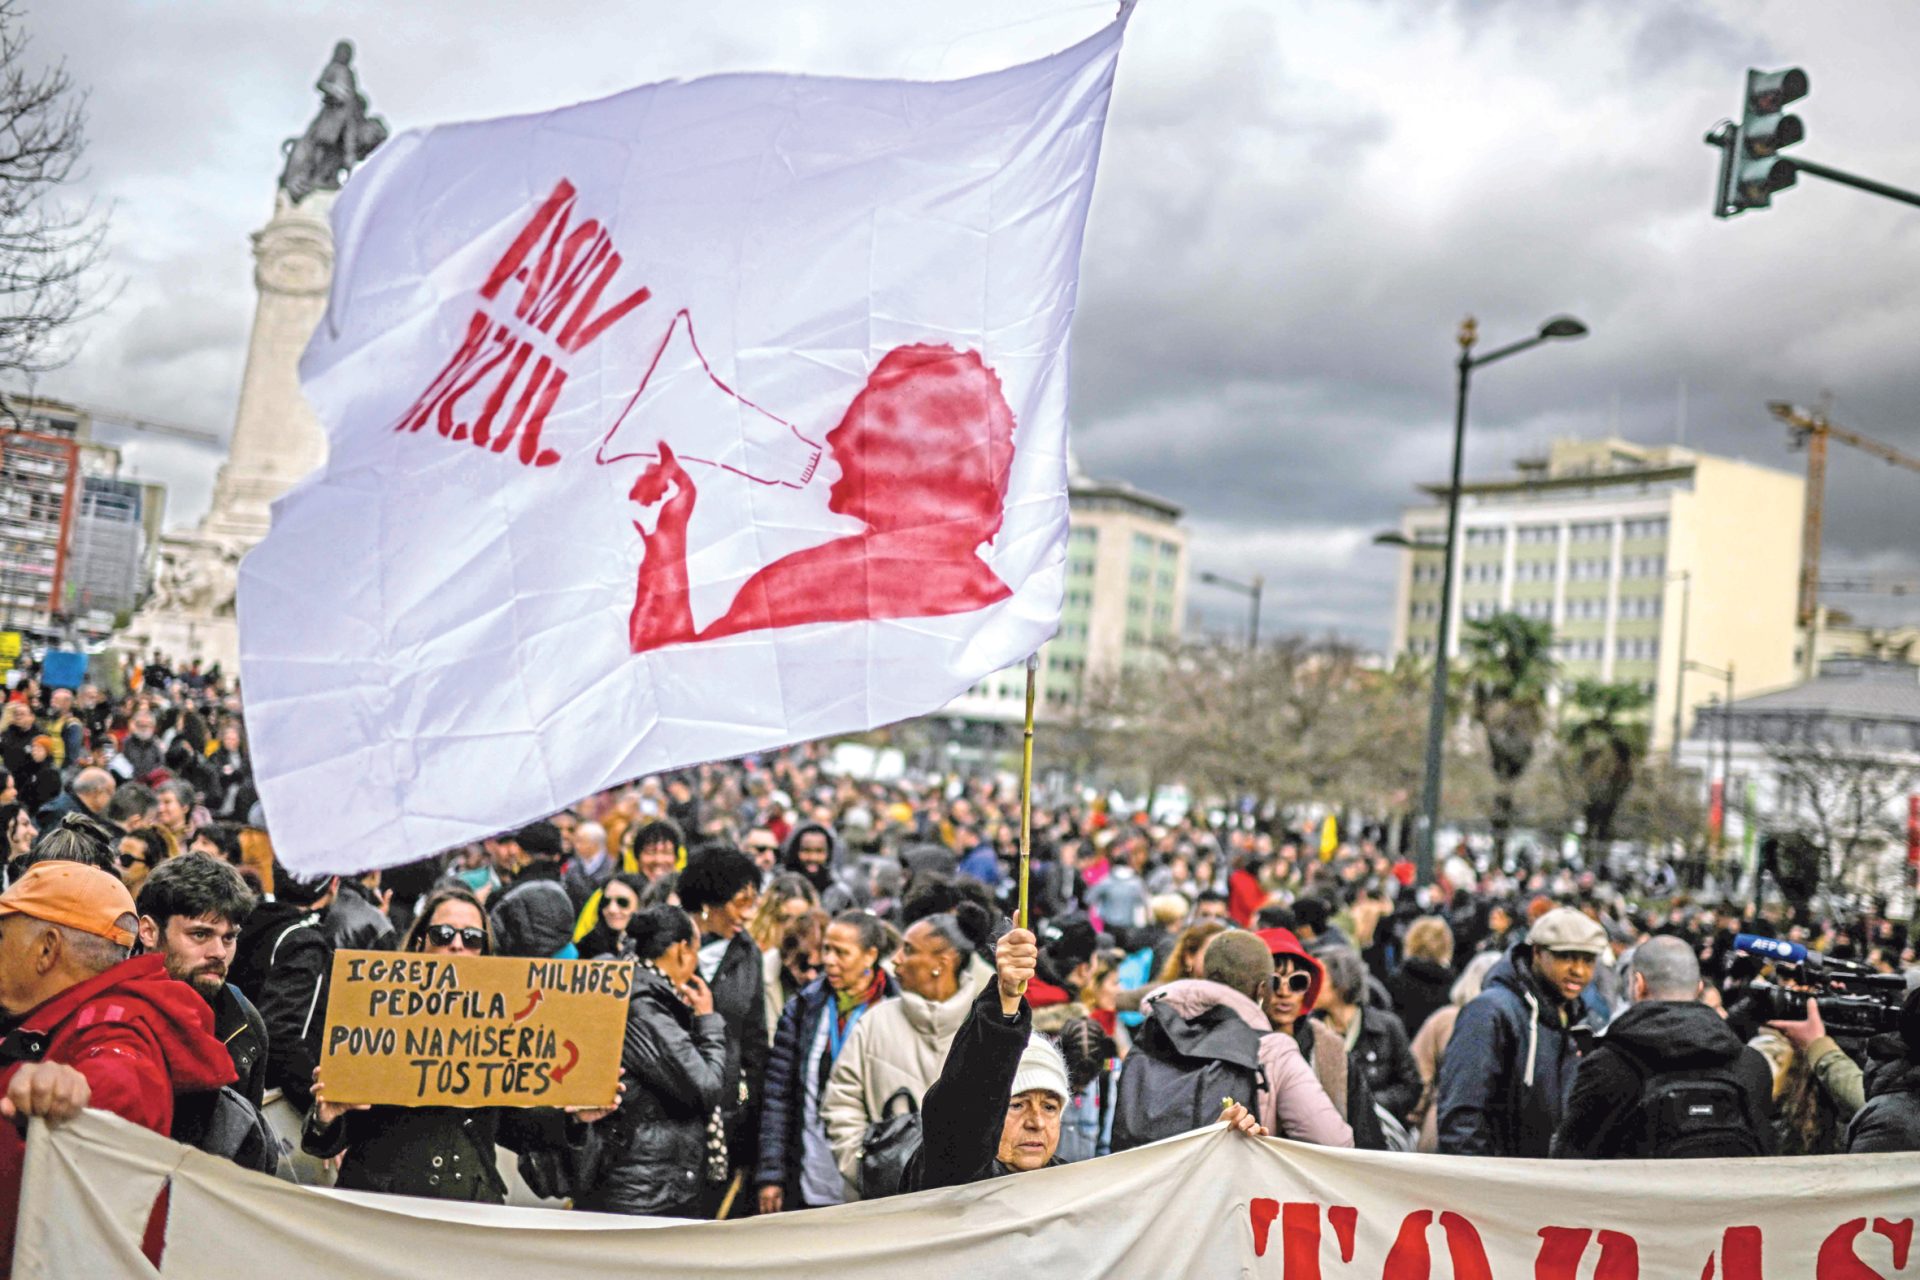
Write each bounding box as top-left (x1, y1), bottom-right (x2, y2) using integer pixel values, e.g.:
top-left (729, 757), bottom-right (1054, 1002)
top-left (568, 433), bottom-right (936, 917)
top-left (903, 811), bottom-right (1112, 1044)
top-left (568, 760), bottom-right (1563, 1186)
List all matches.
top-left (239, 18), bottom-right (1128, 873)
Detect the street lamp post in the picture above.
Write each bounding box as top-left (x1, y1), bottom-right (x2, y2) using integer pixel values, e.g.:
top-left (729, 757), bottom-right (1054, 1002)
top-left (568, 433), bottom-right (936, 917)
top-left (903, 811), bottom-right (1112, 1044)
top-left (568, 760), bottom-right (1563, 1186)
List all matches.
top-left (1410, 313), bottom-right (1588, 889)
top-left (1198, 570), bottom-right (1264, 649)
top-left (1668, 570), bottom-right (1692, 767)
top-left (1684, 659), bottom-right (1736, 779)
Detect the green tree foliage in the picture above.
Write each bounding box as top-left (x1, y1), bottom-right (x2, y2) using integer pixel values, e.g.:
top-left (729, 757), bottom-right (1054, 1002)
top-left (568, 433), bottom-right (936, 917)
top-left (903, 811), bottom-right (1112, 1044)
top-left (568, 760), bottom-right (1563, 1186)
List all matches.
top-left (1558, 680), bottom-right (1652, 845)
top-left (1461, 614), bottom-right (1556, 857)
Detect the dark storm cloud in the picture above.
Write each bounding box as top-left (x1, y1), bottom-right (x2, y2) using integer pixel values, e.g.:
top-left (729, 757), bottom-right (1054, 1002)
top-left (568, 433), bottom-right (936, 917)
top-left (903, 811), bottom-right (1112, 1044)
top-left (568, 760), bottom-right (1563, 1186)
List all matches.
top-left (21, 0), bottom-right (1920, 651)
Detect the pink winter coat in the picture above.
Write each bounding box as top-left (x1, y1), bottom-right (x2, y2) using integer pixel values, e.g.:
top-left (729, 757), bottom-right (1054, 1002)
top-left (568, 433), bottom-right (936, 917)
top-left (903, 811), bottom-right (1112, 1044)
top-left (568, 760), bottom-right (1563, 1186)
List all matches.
top-left (1144, 979), bottom-right (1353, 1148)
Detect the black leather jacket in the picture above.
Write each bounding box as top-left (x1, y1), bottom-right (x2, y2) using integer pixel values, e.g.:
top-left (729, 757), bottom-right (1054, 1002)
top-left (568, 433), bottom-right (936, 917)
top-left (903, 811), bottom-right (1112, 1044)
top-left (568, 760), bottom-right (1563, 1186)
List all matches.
top-left (576, 965), bottom-right (729, 1217)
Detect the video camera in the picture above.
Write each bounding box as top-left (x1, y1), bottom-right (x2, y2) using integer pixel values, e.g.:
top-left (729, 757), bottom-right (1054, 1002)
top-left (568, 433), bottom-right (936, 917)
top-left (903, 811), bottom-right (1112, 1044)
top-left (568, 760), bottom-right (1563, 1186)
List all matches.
top-left (1731, 934), bottom-right (1908, 1037)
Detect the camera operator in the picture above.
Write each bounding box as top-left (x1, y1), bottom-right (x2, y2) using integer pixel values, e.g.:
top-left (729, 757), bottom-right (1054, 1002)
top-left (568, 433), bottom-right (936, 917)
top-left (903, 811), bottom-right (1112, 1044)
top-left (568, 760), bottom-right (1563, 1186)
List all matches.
top-left (1764, 996), bottom-right (1864, 1122)
top-left (1846, 988), bottom-right (1920, 1154)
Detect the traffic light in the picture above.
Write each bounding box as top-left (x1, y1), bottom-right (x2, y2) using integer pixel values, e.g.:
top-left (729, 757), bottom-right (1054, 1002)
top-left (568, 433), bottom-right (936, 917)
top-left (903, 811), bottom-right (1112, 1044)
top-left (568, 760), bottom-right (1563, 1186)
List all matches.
top-left (1718, 67), bottom-right (1808, 216)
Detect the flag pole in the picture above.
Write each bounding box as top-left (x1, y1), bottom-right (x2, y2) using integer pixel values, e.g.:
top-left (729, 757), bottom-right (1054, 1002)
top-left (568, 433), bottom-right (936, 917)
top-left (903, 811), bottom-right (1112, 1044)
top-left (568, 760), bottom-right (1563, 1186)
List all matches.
top-left (1016, 652), bottom-right (1039, 931)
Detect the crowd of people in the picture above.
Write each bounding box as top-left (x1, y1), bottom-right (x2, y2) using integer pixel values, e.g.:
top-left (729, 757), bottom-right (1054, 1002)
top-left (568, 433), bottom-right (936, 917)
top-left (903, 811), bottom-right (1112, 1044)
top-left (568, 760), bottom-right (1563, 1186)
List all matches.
top-left (0, 652), bottom-right (1917, 1267)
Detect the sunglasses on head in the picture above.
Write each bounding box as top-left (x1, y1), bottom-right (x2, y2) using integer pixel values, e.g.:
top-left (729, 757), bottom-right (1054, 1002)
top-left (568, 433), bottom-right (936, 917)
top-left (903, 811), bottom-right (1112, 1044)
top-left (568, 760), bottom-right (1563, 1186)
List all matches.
top-left (1270, 971), bottom-right (1313, 996)
top-left (425, 924), bottom-right (487, 949)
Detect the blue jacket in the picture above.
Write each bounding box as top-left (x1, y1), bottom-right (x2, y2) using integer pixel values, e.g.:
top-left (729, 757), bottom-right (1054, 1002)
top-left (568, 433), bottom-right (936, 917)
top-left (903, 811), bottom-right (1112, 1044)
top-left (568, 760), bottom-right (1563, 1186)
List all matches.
top-left (1435, 943), bottom-right (1600, 1158)
top-left (756, 973), bottom-right (896, 1198)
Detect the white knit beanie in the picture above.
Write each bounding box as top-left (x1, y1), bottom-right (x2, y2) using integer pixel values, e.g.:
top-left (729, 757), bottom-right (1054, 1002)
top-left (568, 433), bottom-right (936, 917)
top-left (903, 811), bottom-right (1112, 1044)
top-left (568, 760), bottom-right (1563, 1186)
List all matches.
top-left (1009, 1034), bottom-right (1071, 1103)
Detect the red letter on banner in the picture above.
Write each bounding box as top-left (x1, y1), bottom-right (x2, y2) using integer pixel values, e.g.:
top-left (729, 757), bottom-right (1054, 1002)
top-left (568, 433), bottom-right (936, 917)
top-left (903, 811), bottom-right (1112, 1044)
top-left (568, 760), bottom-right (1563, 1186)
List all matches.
top-left (1817, 1218), bottom-right (1916, 1280)
top-left (1700, 1226), bottom-right (1766, 1280)
top-left (1381, 1211), bottom-right (1493, 1280)
top-left (1537, 1227), bottom-right (1639, 1280)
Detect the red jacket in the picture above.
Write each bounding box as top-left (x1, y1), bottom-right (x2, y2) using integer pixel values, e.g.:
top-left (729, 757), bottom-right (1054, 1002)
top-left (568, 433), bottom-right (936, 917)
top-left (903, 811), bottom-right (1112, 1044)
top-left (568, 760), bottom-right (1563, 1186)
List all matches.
top-left (0, 953), bottom-right (236, 1272)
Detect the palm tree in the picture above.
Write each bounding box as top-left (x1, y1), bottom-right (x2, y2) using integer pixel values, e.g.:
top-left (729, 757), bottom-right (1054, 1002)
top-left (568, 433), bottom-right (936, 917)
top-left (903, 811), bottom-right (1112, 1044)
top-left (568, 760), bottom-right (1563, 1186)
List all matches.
top-left (1559, 680), bottom-right (1653, 845)
top-left (1461, 613), bottom-right (1557, 860)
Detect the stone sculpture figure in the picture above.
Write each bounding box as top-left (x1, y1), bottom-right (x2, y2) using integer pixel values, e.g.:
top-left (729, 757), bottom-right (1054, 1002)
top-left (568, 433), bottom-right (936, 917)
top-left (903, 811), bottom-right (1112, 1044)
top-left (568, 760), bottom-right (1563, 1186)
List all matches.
top-left (279, 41), bottom-right (388, 203)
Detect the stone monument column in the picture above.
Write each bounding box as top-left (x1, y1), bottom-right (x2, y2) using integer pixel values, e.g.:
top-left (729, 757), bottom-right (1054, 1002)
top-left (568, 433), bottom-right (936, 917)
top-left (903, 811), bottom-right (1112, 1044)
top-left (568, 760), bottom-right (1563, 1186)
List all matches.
top-left (200, 192), bottom-right (335, 543)
top-left (120, 41), bottom-right (385, 672)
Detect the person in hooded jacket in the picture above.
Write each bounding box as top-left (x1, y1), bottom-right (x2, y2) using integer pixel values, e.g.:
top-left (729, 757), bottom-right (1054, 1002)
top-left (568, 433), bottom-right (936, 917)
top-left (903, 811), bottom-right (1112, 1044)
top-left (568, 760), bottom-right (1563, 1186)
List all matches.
top-left (1845, 987), bottom-right (1920, 1154)
top-left (1258, 927), bottom-right (1385, 1149)
top-left (1436, 907), bottom-right (1607, 1158)
top-left (756, 910), bottom-right (896, 1212)
top-left (1551, 936), bottom-right (1773, 1159)
top-left (324, 871), bottom-right (397, 952)
top-left (1131, 930), bottom-right (1353, 1147)
top-left (488, 822), bottom-right (577, 959)
top-left (0, 862), bottom-right (237, 1268)
top-left (228, 861), bottom-right (336, 1114)
top-left (577, 904), bottom-right (729, 1218)
top-left (782, 821), bottom-right (859, 914)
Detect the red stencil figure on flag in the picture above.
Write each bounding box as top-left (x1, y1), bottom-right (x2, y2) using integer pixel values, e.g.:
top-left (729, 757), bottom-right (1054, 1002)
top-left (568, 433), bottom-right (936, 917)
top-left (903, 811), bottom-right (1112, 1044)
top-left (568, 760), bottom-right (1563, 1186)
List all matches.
top-left (608, 329), bottom-right (1018, 652)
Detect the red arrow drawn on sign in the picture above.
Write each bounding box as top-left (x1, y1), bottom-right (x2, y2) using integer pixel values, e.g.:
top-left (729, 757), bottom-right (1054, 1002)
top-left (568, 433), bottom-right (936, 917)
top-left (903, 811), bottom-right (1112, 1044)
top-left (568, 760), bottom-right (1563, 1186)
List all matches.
top-left (513, 990), bottom-right (544, 1023)
top-left (551, 1039), bottom-right (581, 1084)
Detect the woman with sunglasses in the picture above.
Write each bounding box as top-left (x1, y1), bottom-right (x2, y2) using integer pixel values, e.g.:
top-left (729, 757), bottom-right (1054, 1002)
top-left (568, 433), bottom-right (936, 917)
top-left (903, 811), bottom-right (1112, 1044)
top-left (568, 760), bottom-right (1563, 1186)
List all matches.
top-left (579, 873), bottom-right (647, 960)
top-left (303, 886), bottom-right (619, 1202)
top-left (115, 829), bottom-right (168, 894)
top-left (1258, 926), bottom-right (1386, 1149)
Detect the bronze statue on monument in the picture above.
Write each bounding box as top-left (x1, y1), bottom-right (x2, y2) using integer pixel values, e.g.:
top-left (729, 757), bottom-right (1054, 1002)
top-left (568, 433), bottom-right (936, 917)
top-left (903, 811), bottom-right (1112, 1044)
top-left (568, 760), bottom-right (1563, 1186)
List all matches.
top-left (278, 41), bottom-right (389, 203)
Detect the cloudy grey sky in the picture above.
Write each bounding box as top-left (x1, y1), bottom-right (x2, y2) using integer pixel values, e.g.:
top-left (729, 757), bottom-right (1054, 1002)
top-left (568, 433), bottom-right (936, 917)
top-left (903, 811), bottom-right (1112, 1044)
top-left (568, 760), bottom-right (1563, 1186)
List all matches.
top-left (24, 0), bottom-right (1920, 649)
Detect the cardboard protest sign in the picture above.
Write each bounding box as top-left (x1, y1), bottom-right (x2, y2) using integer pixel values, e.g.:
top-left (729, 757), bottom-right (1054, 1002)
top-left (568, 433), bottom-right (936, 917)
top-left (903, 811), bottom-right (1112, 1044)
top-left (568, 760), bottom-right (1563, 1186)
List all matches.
top-left (318, 951), bottom-right (631, 1108)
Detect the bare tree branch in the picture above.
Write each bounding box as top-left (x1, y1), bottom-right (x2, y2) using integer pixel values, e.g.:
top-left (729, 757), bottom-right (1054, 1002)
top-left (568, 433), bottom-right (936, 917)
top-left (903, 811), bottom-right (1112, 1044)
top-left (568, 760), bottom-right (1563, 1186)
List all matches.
top-left (0, 0), bottom-right (110, 377)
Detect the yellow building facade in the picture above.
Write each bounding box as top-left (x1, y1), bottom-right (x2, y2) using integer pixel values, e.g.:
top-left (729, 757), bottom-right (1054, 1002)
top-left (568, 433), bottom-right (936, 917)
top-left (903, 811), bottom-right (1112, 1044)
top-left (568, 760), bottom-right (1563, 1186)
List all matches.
top-left (1390, 438), bottom-right (1804, 750)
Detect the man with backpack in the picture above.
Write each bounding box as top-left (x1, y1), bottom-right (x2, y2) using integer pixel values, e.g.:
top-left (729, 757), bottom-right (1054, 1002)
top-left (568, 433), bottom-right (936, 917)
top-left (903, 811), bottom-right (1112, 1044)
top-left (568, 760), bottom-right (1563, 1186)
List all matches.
top-left (1112, 930), bottom-right (1351, 1151)
top-left (1551, 935), bottom-right (1773, 1159)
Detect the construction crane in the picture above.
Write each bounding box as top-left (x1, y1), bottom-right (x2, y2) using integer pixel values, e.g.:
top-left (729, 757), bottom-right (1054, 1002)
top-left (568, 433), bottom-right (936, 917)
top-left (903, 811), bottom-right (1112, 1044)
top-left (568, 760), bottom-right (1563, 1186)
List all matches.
top-left (1767, 401), bottom-right (1920, 625)
top-left (1819, 577), bottom-right (1918, 597)
top-left (7, 396), bottom-right (224, 447)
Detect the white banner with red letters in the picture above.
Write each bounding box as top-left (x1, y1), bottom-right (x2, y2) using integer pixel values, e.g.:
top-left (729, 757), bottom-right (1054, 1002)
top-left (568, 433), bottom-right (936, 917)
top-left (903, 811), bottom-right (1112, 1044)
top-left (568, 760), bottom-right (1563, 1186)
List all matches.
top-left (21, 1109), bottom-right (1920, 1278)
top-left (238, 15), bottom-right (1128, 874)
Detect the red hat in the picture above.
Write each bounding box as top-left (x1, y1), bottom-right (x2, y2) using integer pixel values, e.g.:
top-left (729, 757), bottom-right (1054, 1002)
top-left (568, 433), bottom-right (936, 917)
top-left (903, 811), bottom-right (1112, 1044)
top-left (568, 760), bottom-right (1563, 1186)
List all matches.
top-left (1255, 927), bottom-right (1324, 1011)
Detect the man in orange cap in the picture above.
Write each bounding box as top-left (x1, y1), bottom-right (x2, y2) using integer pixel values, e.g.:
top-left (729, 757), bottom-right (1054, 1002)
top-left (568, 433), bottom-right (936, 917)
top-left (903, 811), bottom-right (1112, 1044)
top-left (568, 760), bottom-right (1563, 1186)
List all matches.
top-left (0, 861), bottom-right (236, 1270)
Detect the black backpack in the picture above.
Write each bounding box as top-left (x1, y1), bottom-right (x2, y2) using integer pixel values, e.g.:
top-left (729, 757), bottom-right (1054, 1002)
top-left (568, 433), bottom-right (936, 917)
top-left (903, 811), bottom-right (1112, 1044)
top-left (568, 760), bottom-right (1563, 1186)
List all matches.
top-left (170, 1086), bottom-right (284, 1176)
top-left (1111, 1001), bottom-right (1266, 1152)
top-left (1635, 1068), bottom-right (1764, 1159)
top-left (859, 1087), bottom-right (922, 1199)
